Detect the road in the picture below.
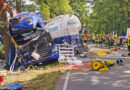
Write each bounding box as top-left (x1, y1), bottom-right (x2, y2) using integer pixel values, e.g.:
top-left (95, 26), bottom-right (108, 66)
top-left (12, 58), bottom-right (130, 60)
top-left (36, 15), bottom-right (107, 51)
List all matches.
top-left (54, 46), bottom-right (130, 90)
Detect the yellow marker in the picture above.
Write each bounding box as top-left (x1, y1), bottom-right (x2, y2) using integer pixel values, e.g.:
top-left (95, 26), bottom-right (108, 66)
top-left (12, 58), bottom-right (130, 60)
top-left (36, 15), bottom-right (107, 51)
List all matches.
top-left (11, 37), bottom-right (19, 48)
top-left (27, 65), bottom-right (35, 71)
top-left (99, 67), bottom-right (109, 71)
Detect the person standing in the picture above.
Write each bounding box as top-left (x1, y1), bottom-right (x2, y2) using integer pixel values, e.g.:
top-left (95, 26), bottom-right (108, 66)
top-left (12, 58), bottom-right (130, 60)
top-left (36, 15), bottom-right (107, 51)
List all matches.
top-left (119, 36), bottom-right (123, 48)
top-left (127, 35), bottom-right (130, 56)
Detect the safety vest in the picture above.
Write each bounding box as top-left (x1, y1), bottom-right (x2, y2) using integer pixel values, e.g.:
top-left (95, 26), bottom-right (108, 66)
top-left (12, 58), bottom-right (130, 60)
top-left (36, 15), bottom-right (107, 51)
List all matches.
top-left (95, 37), bottom-right (98, 42)
top-left (128, 37), bottom-right (130, 46)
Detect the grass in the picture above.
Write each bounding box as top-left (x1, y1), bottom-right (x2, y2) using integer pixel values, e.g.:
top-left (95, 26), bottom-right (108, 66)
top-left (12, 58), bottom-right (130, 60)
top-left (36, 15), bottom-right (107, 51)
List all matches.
top-left (1, 61), bottom-right (67, 90)
top-left (20, 71), bottom-right (61, 90)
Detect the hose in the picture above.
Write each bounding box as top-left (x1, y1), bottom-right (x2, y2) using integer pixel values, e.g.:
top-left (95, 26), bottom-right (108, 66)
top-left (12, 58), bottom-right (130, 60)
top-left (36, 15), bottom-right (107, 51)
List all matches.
top-left (10, 45), bottom-right (18, 74)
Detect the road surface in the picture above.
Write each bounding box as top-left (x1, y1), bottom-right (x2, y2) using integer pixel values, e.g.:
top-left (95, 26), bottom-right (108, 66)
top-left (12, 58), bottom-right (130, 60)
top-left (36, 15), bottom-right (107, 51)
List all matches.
top-left (54, 46), bottom-right (130, 90)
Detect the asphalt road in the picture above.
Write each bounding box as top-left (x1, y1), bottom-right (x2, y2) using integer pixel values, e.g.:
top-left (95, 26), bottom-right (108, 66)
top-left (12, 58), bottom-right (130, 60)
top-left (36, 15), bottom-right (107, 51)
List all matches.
top-left (54, 46), bottom-right (130, 90)
top-left (55, 60), bottom-right (130, 90)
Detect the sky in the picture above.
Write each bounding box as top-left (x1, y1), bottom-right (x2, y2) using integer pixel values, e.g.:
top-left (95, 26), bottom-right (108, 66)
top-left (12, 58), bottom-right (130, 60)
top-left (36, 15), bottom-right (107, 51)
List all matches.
top-left (24, 0), bottom-right (34, 5)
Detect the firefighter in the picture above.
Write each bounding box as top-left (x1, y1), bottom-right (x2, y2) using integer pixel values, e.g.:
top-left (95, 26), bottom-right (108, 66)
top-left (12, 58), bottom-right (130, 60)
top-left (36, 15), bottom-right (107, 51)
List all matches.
top-left (105, 35), bottom-right (108, 47)
top-left (93, 34), bottom-right (95, 44)
top-left (108, 36), bottom-right (111, 48)
top-left (110, 36), bottom-right (114, 48)
top-left (87, 35), bottom-right (90, 44)
top-left (119, 36), bottom-right (123, 48)
top-left (99, 34), bottom-right (102, 47)
top-left (95, 34), bottom-right (98, 47)
top-left (102, 35), bottom-right (105, 45)
top-left (127, 35), bottom-right (130, 56)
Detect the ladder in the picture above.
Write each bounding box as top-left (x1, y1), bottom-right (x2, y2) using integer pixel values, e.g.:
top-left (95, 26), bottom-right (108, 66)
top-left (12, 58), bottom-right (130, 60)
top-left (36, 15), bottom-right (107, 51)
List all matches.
top-left (57, 44), bottom-right (81, 64)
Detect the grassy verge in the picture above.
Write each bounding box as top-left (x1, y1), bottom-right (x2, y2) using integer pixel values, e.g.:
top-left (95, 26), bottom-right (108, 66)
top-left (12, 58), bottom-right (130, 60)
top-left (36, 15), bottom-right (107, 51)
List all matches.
top-left (2, 62), bottom-right (66, 90)
top-left (20, 71), bottom-right (61, 90)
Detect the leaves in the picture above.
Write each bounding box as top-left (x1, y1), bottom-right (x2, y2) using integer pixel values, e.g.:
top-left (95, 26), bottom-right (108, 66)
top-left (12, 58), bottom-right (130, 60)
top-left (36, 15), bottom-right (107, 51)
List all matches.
top-left (41, 3), bottom-right (50, 20)
top-left (87, 0), bottom-right (129, 35)
top-left (69, 0), bottom-right (88, 27)
top-left (31, 0), bottom-right (72, 19)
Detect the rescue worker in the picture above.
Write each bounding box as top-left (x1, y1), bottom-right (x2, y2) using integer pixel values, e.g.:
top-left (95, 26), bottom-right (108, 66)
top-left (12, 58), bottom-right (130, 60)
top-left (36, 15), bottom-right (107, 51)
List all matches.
top-left (95, 34), bottom-right (98, 47)
top-left (99, 34), bottom-right (102, 47)
top-left (119, 36), bottom-right (123, 48)
top-left (83, 37), bottom-right (88, 44)
top-left (92, 34), bottom-right (95, 44)
top-left (105, 35), bottom-right (108, 47)
top-left (127, 35), bottom-right (130, 56)
top-left (108, 35), bottom-right (111, 48)
top-left (110, 36), bottom-right (114, 48)
top-left (87, 35), bottom-right (90, 44)
top-left (102, 35), bottom-right (105, 43)
top-left (122, 38), bottom-right (126, 49)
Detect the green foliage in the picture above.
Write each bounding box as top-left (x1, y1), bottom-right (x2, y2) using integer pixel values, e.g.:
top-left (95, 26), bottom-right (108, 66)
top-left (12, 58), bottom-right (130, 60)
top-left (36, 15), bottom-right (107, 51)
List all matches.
top-left (87, 0), bottom-right (129, 35)
top-left (31, 0), bottom-right (73, 19)
top-left (69, 0), bottom-right (88, 27)
top-left (0, 44), bottom-right (5, 59)
top-left (41, 3), bottom-right (50, 20)
top-left (6, 0), bottom-right (36, 12)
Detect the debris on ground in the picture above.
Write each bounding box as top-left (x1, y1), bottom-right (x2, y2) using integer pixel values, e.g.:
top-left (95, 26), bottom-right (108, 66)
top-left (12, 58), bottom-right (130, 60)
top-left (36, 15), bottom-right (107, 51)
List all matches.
top-left (5, 83), bottom-right (23, 90)
top-left (112, 52), bottom-right (122, 57)
top-left (83, 52), bottom-right (98, 58)
top-left (116, 59), bottom-right (124, 65)
top-left (90, 48), bottom-right (111, 54)
top-left (97, 50), bottom-right (107, 56)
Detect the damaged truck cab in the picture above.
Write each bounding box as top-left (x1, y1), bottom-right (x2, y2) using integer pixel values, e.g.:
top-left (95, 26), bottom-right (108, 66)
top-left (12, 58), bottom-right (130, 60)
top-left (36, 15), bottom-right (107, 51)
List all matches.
top-left (8, 12), bottom-right (59, 69)
top-left (8, 12), bottom-right (83, 70)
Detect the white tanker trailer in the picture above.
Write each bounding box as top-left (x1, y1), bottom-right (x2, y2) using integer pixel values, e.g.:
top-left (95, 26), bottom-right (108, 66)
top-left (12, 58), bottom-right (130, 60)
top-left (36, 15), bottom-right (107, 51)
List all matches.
top-left (45, 14), bottom-right (82, 44)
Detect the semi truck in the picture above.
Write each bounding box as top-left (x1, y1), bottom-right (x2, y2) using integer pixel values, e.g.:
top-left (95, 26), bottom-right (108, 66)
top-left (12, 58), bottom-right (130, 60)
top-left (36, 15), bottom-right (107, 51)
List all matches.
top-left (45, 14), bottom-right (83, 54)
top-left (8, 12), bottom-right (83, 71)
top-left (45, 14), bottom-right (82, 45)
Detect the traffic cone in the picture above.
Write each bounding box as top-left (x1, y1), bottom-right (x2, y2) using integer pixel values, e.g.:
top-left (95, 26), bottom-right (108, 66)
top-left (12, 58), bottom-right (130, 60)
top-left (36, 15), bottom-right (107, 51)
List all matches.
top-left (115, 47), bottom-right (118, 51)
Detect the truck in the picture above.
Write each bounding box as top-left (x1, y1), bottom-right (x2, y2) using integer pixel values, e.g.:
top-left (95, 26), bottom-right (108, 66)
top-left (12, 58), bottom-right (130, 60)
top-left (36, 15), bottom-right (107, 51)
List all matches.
top-left (8, 12), bottom-right (83, 71)
top-left (45, 14), bottom-right (83, 54)
top-left (45, 14), bottom-right (82, 45)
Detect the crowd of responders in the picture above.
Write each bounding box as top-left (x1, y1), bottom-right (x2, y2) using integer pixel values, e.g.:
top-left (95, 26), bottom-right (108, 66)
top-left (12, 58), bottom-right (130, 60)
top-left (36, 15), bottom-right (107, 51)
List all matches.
top-left (81, 34), bottom-right (127, 49)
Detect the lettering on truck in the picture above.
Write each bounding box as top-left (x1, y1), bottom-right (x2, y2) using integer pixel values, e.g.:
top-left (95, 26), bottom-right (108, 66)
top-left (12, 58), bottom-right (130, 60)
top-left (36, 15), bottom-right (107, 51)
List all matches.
top-left (48, 26), bottom-right (58, 32)
top-left (67, 20), bottom-right (78, 26)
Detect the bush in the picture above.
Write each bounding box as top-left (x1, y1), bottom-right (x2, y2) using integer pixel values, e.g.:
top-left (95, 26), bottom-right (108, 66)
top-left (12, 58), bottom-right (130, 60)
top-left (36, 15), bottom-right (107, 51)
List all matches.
top-left (0, 44), bottom-right (5, 59)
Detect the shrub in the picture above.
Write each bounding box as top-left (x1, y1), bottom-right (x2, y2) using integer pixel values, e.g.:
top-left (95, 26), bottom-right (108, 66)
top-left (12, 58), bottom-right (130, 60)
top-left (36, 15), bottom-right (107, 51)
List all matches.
top-left (0, 44), bottom-right (5, 59)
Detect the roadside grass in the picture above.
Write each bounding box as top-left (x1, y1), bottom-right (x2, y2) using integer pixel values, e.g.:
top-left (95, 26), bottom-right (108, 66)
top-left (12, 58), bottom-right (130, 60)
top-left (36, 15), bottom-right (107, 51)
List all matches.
top-left (2, 61), bottom-right (67, 90)
top-left (20, 71), bottom-right (61, 90)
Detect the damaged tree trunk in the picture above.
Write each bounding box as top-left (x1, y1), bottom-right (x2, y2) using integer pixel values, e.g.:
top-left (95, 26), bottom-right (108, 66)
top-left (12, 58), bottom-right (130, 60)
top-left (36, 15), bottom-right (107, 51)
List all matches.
top-left (0, 2), bottom-right (11, 68)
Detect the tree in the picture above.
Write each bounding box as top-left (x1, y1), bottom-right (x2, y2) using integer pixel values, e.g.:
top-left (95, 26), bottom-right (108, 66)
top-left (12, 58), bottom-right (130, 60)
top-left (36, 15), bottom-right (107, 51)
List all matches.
top-left (31, 0), bottom-right (73, 19)
top-left (0, 0), bottom-right (11, 66)
top-left (69, 0), bottom-right (88, 27)
top-left (7, 0), bottom-right (35, 12)
top-left (41, 3), bottom-right (50, 20)
top-left (0, 0), bottom-right (33, 66)
top-left (16, 0), bottom-right (22, 11)
top-left (87, 0), bottom-right (129, 35)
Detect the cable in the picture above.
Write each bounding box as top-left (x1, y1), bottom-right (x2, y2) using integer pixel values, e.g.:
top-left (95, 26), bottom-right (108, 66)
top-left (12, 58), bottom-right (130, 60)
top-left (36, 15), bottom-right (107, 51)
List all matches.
top-left (9, 45), bottom-right (18, 74)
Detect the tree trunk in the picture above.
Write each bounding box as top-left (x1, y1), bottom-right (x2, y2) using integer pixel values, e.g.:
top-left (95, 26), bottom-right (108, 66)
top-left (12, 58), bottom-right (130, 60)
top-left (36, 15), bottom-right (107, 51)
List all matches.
top-left (16, 0), bottom-right (22, 11)
top-left (0, 1), bottom-right (11, 68)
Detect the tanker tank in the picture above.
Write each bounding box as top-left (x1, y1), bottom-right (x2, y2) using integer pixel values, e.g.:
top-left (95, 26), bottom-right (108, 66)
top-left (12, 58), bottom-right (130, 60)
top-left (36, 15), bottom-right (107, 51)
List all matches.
top-left (45, 14), bottom-right (82, 44)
